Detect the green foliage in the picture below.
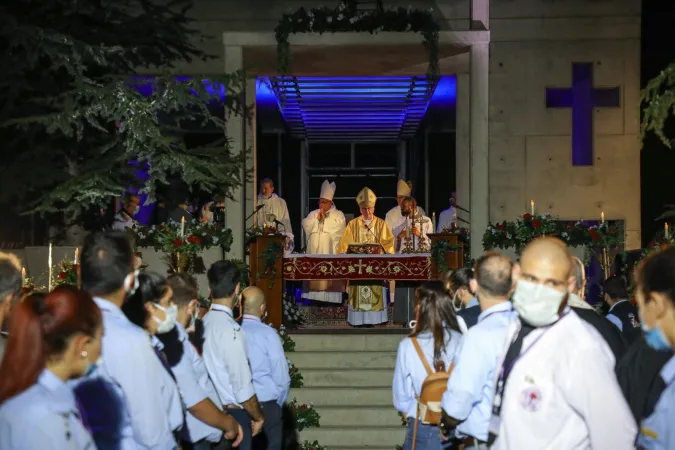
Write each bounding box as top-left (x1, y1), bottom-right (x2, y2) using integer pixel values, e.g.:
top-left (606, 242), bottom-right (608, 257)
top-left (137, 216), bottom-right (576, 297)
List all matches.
top-left (0, 0), bottom-right (248, 215)
top-left (287, 398), bottom-right (321, 431)
top-left (642, 61), bottom-right (675, 148)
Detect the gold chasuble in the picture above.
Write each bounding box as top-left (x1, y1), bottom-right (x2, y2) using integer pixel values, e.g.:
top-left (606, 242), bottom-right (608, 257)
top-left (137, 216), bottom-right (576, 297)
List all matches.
top-left (337, 216), bottom-right (395, 322)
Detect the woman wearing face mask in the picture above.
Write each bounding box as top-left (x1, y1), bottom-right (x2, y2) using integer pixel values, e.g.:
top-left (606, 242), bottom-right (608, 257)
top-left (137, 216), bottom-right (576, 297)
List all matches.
top-left (393, 281), bottom-right (462, 450)
top-left (122, 271), bottom-right (185, 437)
top-left (0, 287), bottom-right (102, 449)
top-left (445, 267), bottom-right (477, 333)
top-left (634, 247), bottom-right (675, 449)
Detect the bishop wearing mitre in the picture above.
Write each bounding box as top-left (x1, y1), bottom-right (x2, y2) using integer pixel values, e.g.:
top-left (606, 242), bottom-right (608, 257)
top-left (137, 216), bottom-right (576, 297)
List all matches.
top-left (385, 179), bottom-right (426, 233)
top-left (337, 187), bottom-right (395, 327)
top-left (301, 180), bottom-right (346, 304)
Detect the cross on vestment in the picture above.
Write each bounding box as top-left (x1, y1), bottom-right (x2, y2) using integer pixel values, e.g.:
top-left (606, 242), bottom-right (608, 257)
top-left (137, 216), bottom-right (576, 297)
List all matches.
top-left (545, 62), bottom-right (621, 166)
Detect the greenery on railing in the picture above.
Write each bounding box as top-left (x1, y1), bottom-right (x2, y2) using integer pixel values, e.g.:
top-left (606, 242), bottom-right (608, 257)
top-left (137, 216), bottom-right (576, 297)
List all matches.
top-left (258, 241), bottom-right (284, 288)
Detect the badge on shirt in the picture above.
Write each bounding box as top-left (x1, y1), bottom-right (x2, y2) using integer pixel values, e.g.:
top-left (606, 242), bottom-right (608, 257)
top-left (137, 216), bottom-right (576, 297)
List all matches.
top-left (520, 385), bottom-right (542, 412)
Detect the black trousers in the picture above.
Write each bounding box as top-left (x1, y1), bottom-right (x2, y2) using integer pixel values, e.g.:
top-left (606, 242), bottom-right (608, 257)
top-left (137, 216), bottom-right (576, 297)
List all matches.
top-left (253, 401), bottom-right (282, 450)
top-left (228, 408), bottom-right (253, 450)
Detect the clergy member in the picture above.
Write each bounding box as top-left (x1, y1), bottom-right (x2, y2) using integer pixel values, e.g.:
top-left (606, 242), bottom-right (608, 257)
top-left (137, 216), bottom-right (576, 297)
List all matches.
top-left (256, 177), bottom-right (294, 248)
top-left (112, 193), bottom-right (140, 231)
top-left (385, 179), bottom-right (425, 233)
top-left (437, 191), bottom-right (458, 232)
top-left (337, 187), bottom-right (395, 327)
top-left (301, 180), bottom-right (346, 304)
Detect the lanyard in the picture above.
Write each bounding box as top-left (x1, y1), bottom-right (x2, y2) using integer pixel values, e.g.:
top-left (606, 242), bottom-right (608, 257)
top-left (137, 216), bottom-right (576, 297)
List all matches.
top-left (477, 305), bottom-right (514, 324)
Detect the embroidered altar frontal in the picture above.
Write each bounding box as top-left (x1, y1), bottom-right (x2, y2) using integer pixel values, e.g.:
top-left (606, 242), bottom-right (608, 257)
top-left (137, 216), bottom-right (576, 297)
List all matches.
top-left (283, 254), bottom-right (432, 281)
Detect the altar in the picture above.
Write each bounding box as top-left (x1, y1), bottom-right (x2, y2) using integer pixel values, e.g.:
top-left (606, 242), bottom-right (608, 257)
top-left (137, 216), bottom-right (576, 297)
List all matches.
top-left (283, 254), bottom-right (432, 281)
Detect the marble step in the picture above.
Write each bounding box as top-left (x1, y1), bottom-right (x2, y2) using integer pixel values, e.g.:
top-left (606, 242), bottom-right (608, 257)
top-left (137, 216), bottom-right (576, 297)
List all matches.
top-left (289, 334), bottom-right (404, 352)
top-left (290, 387), bottom-right (392, 407)
top-left (300, 368), bottom-right (394, 388)
top-left (300, 426), bottom-right (406, 447)
top-left (313, 406), bottom-right (403, 427)
top-left (287, 351), bottom-right (397, 369)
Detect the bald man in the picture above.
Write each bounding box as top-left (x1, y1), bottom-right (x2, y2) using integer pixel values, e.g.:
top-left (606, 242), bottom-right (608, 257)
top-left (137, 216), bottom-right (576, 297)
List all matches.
top-left (489, 238), bottom-right (637, 450)
top-left (241, 287), bottom-right (290, 450)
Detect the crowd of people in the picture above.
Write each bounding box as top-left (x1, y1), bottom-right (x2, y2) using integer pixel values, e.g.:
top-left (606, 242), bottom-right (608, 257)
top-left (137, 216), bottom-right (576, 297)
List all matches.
top-left (0, 231), bottom-right (292, 450)
top-left (393, 238), bottom-right (675, 449)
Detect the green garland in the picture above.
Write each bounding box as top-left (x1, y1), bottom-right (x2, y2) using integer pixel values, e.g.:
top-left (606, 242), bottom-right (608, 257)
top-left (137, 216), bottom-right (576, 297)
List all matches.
top-left (430, 240), bottom-right (463, 274)
top-left (257, 241), bottom-right (284, 288)
top-left (274, 2), bottom-right (440, 86)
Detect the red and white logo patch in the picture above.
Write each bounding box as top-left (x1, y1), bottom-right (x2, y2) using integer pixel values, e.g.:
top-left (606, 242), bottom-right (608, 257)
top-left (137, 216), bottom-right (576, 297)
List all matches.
top-left (520, 386), bottom-right (542, 412)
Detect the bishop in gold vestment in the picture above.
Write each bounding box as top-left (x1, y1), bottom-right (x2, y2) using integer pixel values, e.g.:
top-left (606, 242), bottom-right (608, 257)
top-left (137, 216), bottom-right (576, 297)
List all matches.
top-left (337, 187), bottom-right (395, 326)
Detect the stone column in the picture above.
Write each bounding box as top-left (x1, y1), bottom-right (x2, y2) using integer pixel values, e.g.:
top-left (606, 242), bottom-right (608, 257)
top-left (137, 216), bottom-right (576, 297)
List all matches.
top-left (244, 78), bottom-right (256, 232)
top-left (455, 73), bottom-right (470, 228)
top-left (469, 43), bottom-right (489, 259)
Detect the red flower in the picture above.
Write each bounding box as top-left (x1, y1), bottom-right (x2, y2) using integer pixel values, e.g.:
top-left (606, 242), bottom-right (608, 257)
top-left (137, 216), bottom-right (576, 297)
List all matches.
top-left (532, 219), bottom-right (542, 229)
top-left (72, 264), bottom-right (79, 272)
top-left (523, 213), bottom-right (532, 220)
top-left (187, 235), bottom-right (201, 245)
top-left (589, 229), bottom-right (600, 242)
top-left (496, 222), bottom-right (506, 231)
top-left (300, 404), bottom-right (307, 410)
top-left (57, 272), bottom-right (66, 279)
top-left (173, 238), bottom-right (183, 248)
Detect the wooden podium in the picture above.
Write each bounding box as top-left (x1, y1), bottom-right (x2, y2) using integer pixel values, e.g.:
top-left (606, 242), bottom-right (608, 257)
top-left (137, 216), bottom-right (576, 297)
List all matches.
top-left (249, 234), bottom-right (285, 329)
top-left (427, 233), bottom-right (464, 279)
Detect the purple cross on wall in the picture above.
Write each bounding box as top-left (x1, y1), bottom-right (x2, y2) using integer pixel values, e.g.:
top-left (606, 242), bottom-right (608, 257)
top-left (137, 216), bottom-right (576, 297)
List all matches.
top-left (545, 63), bottom-right (621, 166)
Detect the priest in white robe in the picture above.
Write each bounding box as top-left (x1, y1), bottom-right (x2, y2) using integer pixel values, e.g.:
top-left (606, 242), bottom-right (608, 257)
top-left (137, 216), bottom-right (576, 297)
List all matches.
top-left (256, 177), bottom-right (294, 249)
top-left (385, 179), bottom-right (425, 233)
top-left (437, 191), bottom-right (459, 232)
top-left (391, 196), bottom-right (433, 326)
top-left (301, 180), bottom-right (346, 304)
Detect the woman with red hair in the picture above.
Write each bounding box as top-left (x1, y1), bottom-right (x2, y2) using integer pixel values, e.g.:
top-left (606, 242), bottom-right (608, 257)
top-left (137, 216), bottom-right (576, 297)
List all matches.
top-left (0, 286), bottom-right (103, 449)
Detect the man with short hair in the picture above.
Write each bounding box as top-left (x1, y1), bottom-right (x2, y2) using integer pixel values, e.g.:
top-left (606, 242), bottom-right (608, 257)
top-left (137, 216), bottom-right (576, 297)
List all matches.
top-left (79, 231), bottom-right (180, 449)
top-left (0, 252), bottom-right (23, 362)
top-left (384, 179), bottom-right (425, 234)
top-left (604, 275), bottom-right (641, 344)
top-left (488, 238), bottom-right (636, 449)
top-left (241, 286), bottom-right (290, 450)
top-left (203, 261), bottom-right (265, 450)
top-left (441, 251), bottom-right (517, 449)
top-left (112, 193), bottom-right (140, 231)
top-left (256, 178), bottom-right (292, 236)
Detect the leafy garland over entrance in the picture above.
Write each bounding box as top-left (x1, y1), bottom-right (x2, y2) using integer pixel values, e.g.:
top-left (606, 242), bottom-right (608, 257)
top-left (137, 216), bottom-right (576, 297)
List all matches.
top-left (274, 1), bottom-right (441, 83)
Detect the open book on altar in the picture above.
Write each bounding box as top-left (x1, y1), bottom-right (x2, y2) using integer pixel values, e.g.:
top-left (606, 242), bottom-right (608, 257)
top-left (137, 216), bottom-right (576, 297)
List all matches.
top-left (346, 243), bottom-right (383, 255)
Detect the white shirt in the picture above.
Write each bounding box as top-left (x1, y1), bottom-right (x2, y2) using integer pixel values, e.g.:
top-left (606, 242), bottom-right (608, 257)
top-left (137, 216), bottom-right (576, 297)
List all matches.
top-left (385, 205), bottom-right (425, 236)
top-left (391, 214), bottom-right (433, 253)
top-left (302, 206), bottom-right (346, 254)
top-left (392, 328), bottom-right (462, 419)
top-left (112, 210), bottom-right (136, 231)
top-left (256, 194), bottom-right (293, 237)
top-left (437, 206), bottom-right (458, 232)
top-left (150, 336), bottom-right (185, 433)
top-left (491, 310), bottom-right (637, 450)
top-left (202, 304), bottom-right (256, 407)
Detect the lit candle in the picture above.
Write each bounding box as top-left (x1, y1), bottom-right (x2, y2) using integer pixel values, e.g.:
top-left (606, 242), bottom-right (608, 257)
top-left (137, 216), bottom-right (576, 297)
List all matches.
top-left (48, 242), bottom-right (53, 292)
top-left (601, 212), bottom-right (605, 224)
top-left (666, 223), bottom-right (670, 239)
top-left (21, 267), bottom-right (26, 286)
top-left (74, 248), bottom-right (79, 265)
top-left (180, 216), bottom-right (185, 238)
top-left (530, 200), bottom-right (535, 215)
top-left (432, 212), bottom-right (437, 232)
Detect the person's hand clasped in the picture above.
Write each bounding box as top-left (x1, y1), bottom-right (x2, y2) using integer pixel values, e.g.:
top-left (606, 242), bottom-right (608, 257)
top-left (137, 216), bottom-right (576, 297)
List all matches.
top-left (223, 415), bottom-right (244, 447)
top-left (251, 418), bottom-right (264, 437)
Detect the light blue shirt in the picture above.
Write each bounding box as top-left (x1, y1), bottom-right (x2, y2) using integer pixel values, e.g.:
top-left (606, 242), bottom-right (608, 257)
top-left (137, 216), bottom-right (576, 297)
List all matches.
top-left (606, 300), bottom-right (628, 331)
top-left (202, 304), bottom-right (256, 407)
top-left (393, 328), bottom-right (463, 418)
top-left (150, 336), bottom-right (185, 434)
top-left (442, 301), bottom-right (517, 441)
top-left (0, 369), bottom-right (96, 449)
top-left (87, 297), bottom-right (178, 450)
top-left (241, 314), bottom-right (291, 405)
top-left (172, 323), bottom-right (224, 444)
top-left (636, 355), bottom-right (675, 449)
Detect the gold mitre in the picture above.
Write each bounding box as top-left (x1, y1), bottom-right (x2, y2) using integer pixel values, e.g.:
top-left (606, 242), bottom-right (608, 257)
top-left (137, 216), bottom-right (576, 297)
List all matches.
top-left (356, 187), bottom-right (377, 207)
top-left (397, 179), bottom-right (412, 196)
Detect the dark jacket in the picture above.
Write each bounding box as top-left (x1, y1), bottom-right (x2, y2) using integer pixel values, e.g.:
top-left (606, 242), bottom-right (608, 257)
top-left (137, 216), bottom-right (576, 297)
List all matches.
top-left (607, 300), bottom-right (642, 345)
top-left (572, 306), bottom-right (626, 363)
top-left (457, 305), bottom-right (481, 330)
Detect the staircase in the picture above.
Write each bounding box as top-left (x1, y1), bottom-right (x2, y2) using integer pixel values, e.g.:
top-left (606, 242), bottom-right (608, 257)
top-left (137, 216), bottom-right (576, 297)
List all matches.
top-left (287, 332), bottom-right (407, 450)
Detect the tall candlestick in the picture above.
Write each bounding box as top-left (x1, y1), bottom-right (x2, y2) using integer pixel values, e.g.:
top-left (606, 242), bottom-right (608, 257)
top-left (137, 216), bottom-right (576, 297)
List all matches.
top-left (530, 200), bottom-right (535, 215)
top-left (666, 223), bottom-right (670, 239)
top-left (21, 267), bottom-right (26, 286)
top-left (432, 212), bottom-right (437, 232)
top-left (406, 218), bottom-right (410, 239)
top-left (48, 243), bottom-right (53, 292)
top-left (180, 216), bottom-right (185, 238)
top-left (74, 248), bottom-right (79, 265)
top-left (601, 212), bottom-right (605, 224)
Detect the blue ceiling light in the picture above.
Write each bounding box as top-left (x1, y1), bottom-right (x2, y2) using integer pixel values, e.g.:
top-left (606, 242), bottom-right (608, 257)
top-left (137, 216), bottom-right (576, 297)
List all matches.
top-left (129, 76), bottom-right (226, 101)
top-left (257, 76), bottom-right (456, 143)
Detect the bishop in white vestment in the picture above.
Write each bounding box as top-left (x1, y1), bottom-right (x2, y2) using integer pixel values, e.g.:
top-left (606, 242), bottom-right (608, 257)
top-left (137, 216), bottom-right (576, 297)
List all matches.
top-left (385, 179), bottom-right (426, 233)
top-left (301, 180), bottom-right (346, 303)
top-left (256, 177), bottom-right (294, 248)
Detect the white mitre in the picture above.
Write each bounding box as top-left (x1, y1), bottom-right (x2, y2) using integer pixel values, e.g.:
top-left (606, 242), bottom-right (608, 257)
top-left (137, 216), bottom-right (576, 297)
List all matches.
top-left (356, 187), bottom-right (377, 207)
top-left (320, 180), bottom-right (336, 201)
top-left (397, 179), bottom-right (412, 197)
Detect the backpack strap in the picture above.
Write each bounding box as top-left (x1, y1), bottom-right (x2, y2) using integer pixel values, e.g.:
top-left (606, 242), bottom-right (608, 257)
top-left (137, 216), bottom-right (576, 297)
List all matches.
top-left (411, 336), bottom-right (434, 376)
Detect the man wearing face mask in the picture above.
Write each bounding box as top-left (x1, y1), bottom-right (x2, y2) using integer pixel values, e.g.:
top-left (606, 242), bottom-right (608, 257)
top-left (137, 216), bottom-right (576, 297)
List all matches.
top-left (241, 286), bottom-right (290, 450)
top-left (488, 237), bottom-right (636, 450)
top-left (78, 231), bottom-right (180, 449)
top-left (112, 193), bottom-right (140, 231)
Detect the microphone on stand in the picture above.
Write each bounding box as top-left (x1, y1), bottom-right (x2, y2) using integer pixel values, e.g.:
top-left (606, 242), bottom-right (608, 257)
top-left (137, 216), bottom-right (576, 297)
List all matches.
top-left (245, 204), bottom-right (264, 222)
top-left (364, 223), bottom-right (389, 254)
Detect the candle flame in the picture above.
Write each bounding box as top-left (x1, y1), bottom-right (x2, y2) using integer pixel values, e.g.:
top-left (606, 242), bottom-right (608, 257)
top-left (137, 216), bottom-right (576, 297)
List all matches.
top-left (181, 216), bottom-right (185, 223)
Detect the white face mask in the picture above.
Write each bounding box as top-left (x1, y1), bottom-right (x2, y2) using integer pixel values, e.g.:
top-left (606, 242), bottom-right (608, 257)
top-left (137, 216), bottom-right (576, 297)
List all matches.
top-left (451, 291), bottom-right (463, 312)
top-left (133, 206), bottom-right (140, 215)
top-left (512, 279), bottom-right (566, 327)
top-left (153, 303), bottom-right (178, 334)
top-left (124, 270), bottom-right (140, 297)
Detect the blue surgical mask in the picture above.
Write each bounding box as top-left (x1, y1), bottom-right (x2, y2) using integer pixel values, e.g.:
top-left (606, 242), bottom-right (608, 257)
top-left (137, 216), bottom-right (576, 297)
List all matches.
top-left (640, 311), bottom-right (673, 351)
top-left (85, 357), bottom-right (103, 376)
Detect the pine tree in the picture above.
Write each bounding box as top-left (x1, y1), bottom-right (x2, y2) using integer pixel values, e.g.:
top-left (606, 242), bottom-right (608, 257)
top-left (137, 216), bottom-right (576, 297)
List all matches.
top-left (642, 61), bottom-right (675, 148)
top-left (0, 0), bottom-right (248, 243)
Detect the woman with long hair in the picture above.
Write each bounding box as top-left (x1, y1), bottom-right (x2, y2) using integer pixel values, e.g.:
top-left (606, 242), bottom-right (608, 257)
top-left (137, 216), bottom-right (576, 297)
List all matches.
top-left (633, 246), bottom-right (675, 449)
top-left (0, 287), bottom-right (102, 449)
top-left (445, 268), bottom-right (478, 332)
top-left (393, 281), bottom-right (462, 450)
